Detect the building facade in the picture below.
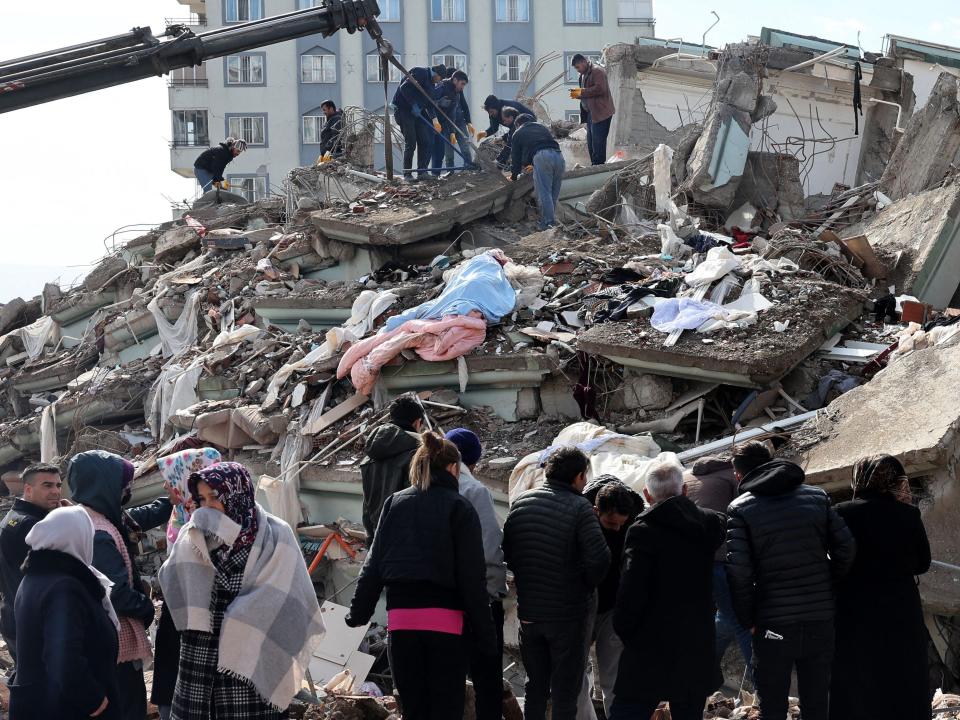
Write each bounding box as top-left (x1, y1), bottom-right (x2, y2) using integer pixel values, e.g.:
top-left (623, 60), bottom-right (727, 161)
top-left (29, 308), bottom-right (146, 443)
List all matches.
top-left (168, 0), bottom-right (655, 199)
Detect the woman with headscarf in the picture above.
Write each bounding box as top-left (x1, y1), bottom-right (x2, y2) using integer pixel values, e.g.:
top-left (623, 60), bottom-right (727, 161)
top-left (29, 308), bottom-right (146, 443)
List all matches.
top-left (151, 448), bottom-right (222, 720)
top-left (10, 505), bottom-right (120, 719)
top-left (829, 454), bottom-right (931, 720)
top-left (68, 449), bottom-right (176, 720)
top-left (159, 462), bottom-right (323, 720)
top-left (347, 432), bottom-right (496, 719)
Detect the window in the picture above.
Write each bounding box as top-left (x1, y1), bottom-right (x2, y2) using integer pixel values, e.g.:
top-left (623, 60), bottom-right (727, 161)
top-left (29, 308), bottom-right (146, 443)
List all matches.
top-left (300, 54), bottom-right (336, 83)
top-left (431, 53), bottom-right (467, 72)
top-left (565, 111), bottom-right (582, 123)
top-left (227, 115), bottom-right (266, 145)
top-left (302, 115), bottom-right (324, 144)
top-left (296, 0), bottom-right (316, 7)
top-left (169, 63), bottom-right (208, 87)
top-left (379, 0), bottom-right (400, 21)
top-left (228, 176), bottom-right (268, 202)
top-left (496, 0), bottom-right (529, 22)
top-left (618, 0), bottom-right (651, 22)
top-left (172, 110), bottom-right (209, 146)
top-left (565, 52), bottom-right (602, 83)
top-left (431, 0), bottom-right (465, 22)
top-left (496, 54), bottom-right (530, 82)
top-left (225, 0), bottom-right (263, 22)
top-left (366, 54), bottom-right (402, 83)
top-left (565, 0), bottom-right (599, 23)
top-left (226, 55), bottom-right (264, 84)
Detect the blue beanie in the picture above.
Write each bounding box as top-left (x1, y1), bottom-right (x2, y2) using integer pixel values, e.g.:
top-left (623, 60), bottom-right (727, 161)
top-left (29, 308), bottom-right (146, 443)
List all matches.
top-left (444, 428), bottom-right (482, 466)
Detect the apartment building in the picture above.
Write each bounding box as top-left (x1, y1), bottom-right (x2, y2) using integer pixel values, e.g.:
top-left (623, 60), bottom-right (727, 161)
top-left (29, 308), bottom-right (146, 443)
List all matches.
top-left (168, 0), bottom-right (655, 200)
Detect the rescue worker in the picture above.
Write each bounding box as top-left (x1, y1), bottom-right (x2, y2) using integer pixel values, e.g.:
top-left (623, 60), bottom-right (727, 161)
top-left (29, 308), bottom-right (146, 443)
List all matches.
top-left (193, 138), bottom-right (246, 192)
top-left (393, 64), bottom-right (446, 179)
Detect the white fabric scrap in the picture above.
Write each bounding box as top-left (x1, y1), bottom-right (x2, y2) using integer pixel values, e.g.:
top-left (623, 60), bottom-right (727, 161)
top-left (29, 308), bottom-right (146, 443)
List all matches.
top-left (684, 246), bottom-right (741, 287)
top-left (148, 359), bottom-right (203, 439)
top-left (40, 403), bottom-right (58, 462)
top-left (148, 291), bottom-right (201, 358)
top-left (2, 315), bottom-right (61, 360)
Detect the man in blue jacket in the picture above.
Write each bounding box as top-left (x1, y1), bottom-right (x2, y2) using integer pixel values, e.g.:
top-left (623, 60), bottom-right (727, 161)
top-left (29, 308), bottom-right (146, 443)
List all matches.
top-left (393, 64), bottom-right (446, 179)
top-left (431, 70), bottom-right (470, 174)
top-left (479, 94), bottom-right (535, 139)
top-left (510, 114), bottom-right (565, 230)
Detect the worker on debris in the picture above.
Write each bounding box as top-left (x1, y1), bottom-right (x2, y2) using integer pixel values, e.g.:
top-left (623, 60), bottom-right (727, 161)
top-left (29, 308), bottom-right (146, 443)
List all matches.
top-left (576, 477), bottom-right (642, 719)
top-left (0, 462), bottom-right (61, 664)
top-left (511, 114), bottom-right (565, 230)
top-left (9, 506), bottom-right (119, 720)
top-left (431, 70), bottom-right (471, 174)
top-left (449, 67), bottom-right (475, 165)
top-left (611, 459), bottom-right (725, 720)
top-left (726, 442), bottom-right (856, 720)
top-left (445, 428), bottom-right (507, 720)
top-left (150, 448), bottom-right (222, 720)
top-left (393, 64), bottom-right (447, 179)
top-left (830, 455), bottom-right (931, 720)
top-left (570, 54), bottom-right (615, 165)
top-left (69, 450), bottom-right (175, 720)
top-left (160, 462), bottom-right (322, 720)
top-left (317, 100), bottom-right (345, 161)
top-left (193, 137), bottom-right (247, 193)
top-left (684, 457), bottom-right (753, 681)
top-left (359, 396), bottom-right (425, 542)
top-left (347, 432), bottom-right (497, 720)
top-left (479, 94), bottom-right (534, 140)
top-left (494, 106), bottom-right (520, 168)
top-left (503, 447), bottom-right (610, 720)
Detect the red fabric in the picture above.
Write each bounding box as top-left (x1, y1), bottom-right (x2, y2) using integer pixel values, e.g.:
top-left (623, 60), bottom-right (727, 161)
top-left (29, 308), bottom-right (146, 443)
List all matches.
top-left (387, 608), bottom-right (464, 635)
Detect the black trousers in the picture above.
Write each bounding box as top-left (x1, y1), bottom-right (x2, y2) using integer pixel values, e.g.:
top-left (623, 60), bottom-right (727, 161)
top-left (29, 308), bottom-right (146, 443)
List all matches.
top-left (389, 630), bottom-right (467, 720)
top-left (519, 619), bottom-right (589, 720)
top-left (468, 600), bottom-right (505, 720)
top-left (754, 621), bottom-right (834, 720)
top-left (588, 117), bottom-right (612, 165)
top-left (396, 111), bottom-right (434, 177)
top-left (609, 695), bottom-right (706, 720)
top-left (116, 660), bottom-right (147, 720)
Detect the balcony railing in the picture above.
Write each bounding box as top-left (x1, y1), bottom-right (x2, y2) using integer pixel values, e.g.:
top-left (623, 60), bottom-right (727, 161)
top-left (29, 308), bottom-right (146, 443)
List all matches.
top-left (165, 16), bottom-right (208, 28)
top-left (168, 78), bottom-right (209, 87)
top-left (170, 138), bottom-right (210, 148)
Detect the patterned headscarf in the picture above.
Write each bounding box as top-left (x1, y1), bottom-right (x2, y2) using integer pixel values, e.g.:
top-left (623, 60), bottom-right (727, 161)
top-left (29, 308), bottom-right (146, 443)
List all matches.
top-left (853, 454), bottom-right (910, 500)
top-left (188, 462), bottom-right (259, 552)
top-left (159, 448), bottom-right (222, 546)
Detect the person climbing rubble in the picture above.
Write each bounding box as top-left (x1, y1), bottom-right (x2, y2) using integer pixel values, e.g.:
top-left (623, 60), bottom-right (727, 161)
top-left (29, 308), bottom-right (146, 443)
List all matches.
top-left (503, 447), bottom-right (610, 720)
top-left (511, 114), bottom-right (565, 230)
top-left (359, 396), bottom-right (425, 542)
top-left (445, 428), bottom-right (507, 720)
top-left (317, 100), bottom-right (344, 161)
top-left (193, 138), bottom-right (246, 193)
top-left (68, 450), bottom-right (174, 720)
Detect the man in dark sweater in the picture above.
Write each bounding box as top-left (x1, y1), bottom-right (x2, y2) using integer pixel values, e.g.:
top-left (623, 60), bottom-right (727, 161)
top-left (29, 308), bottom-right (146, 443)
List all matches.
top-left (511, 114), bottom-right (565, 230)
top-left (393, 64), bottom-right (446, 179)
top-left (478, 94), bottom-right (534, 139)
top-left (0, 463), bottom-right (62, 662)
top-left (193, 138), bottom-right (246, 192)
top-left (503, 447), bottom-right (610, 720)
top-left (431, 70), bottom-right (470, 174)
top-left (318, 100), bottom-right (344, 160)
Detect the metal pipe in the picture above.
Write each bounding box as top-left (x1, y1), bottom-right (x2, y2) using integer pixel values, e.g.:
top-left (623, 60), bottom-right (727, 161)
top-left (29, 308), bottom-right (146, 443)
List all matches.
top-left (867, 98), bottom-right (905, 132)
top-left (782, 45), bottom-right (848, 73)
top-left (701, 11), bottom-right (719, 56)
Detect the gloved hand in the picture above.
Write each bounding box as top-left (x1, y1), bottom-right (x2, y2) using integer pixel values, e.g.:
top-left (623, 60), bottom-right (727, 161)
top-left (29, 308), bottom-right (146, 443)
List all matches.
top-left (450, 133), bottom-right (457, 145)
top-left (524, 164), bottom-right (534, 174)
top-left (570, 87), bottom-right (582, 99)
top-left (476, 131), bottom-right (487, 140)
top-left (433, 118), bottom-right (442, 133)
top-left (213, 181), bottom-right (222, 189)
top-left (319, 152), bottom-right (333, 163)
top-left (467, 123), bottom-right (476, 136)
top-left (344, 613), bottom-right (363, 628)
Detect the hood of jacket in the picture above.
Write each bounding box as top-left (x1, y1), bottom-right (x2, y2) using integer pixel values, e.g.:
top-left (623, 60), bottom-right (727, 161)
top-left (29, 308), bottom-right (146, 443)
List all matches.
top-left (364, 423), bottom-right (420, 462)
top-left (68, 450), bottom-right (128, 528)
top-left (639, 494), bottom-right (707, 538)
top-left (691, 456), bottom-right (732, 476)
top-left (739, 458), bottom-right (805, 496)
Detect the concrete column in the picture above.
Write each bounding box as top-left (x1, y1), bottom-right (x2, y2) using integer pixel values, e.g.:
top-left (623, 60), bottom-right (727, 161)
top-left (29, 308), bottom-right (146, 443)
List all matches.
top-left (404, 0), bottom-right (429, 70)
top-left (340, 30), bottom-right (365, 110)
top-left (468, 0), bottom-right (493, 113)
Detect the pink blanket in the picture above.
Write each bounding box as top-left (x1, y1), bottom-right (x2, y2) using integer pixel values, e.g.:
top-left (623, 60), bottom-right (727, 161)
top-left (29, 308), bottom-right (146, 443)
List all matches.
top-left (337, 312), bottom-right (487, 395)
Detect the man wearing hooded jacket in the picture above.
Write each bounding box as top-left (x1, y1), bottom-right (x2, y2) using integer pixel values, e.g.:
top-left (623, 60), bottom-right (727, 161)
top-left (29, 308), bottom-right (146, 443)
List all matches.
top-left (726, 442), bottom-right (856, 720)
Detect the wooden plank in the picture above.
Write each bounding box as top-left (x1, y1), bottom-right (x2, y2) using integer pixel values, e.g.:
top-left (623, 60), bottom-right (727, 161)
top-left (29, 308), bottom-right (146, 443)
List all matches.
top-left (302, 392), bottom-right (369, 436)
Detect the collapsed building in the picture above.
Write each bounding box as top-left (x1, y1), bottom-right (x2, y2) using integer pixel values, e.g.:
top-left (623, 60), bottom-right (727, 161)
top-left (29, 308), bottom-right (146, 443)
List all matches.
top-left (3, 26), bottom-right (960, 712)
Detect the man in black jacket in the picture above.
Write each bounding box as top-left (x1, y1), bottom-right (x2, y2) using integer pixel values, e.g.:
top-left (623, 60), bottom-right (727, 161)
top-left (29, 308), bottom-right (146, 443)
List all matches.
top-left (503, 447), bottom-right (610, 720)
top-left (393, 64), bottom-right (446, 179)
top-left (359, 396), bottom-right (425, 541)
top-left (0, 463), bottom-right (62, 662)
top-left (479, 94), bottom-right (535, 139)
top-left (726, 442), bottom-right (856, 720)
top-left (511, 115), bottom-right (565, 230)
top-left (318, 100), bottom-right (344, 160)
top-left (611, 459), bottom-right (725, 720)
top-left (193, 137), bottom-right (246, 192)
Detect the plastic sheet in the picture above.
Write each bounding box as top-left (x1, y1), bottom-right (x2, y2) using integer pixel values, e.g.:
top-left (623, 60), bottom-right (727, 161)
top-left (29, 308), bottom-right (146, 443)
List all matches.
top-left (684, 246), bottom-right (741, 286)
top-left (651, 298), bottom-right (733, 333)
top-left (3, 315), bottom-right (60, 360)
top-left (148, 291), bottom-right (200, 358)
top-left (148, 359), bottom-right (203, 439)
top-left (40, 403), bottom-right (57, 462)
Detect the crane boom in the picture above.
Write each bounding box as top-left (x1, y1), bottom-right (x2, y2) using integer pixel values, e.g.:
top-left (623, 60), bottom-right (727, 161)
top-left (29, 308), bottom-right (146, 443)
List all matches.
top-left (0, 0), bottom-right (381, 113)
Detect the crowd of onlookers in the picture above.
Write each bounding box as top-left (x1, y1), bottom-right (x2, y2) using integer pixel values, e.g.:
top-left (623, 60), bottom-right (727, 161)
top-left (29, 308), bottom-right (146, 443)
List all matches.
top-left (0, 393), bottom-right (932, 720)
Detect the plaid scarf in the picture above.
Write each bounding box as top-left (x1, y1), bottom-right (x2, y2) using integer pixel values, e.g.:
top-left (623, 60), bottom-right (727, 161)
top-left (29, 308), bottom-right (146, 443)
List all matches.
top-left (159, 505), bottom-right (324, 712)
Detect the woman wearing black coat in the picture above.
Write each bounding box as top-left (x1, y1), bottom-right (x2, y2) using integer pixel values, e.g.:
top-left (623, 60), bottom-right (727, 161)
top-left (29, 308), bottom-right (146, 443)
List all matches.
top-left (10, 506), bottom-right (119, 720)
top-left (830, 455), bottom-right (932, 720)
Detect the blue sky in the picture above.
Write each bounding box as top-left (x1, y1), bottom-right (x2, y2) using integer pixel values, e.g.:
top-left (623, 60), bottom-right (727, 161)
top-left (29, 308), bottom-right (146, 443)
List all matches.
top-left (1, 0), bottom-right (958, 302)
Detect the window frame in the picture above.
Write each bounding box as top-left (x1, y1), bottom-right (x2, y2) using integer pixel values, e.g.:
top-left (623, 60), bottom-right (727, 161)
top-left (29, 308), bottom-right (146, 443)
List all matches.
top-left (378, 0), bottom-right (401, 21)
top-left (564, 0), bottom-right (601, 24)
top-left (565, 111), bottom-right (583, 123)
top-left (431, 53), bottom-right (468, 72)
top-left (496, 0), bottom-right (530, 23)
top-left (226, 174), bottom-right (269, 202)
top-left (300, 53), bottom-right (337, 84)
top-left (172, 109), bottom-right (209, 146)
top-left (225, 53), bottom-right (265, 85)
top-left (496, 53), bottom-right (531, 83)
top-left (225, 114), bottom-right (267, 146)
top-left (366, 54), bottom-right (403, 83)
top-left (431, 0), bottom-right (466, 23)
top-left (224, 0), bottom-right (264, 23)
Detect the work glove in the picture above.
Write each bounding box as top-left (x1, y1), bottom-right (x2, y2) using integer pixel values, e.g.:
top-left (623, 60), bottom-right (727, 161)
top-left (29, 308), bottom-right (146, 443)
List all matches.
top-left (476, 131), bottom-right (487, 140)
top-left (467, 123), bottom-right (476, 136)
top-left (433, 118), bottom-right (442, 133)
top-left (570, 87), bottom-right (583, 99)
top-left (450, 133), bottom-right (457, 145)
top-left (319, 152), bottom-right (333, 163)
top-left (344, 613), bottom-right (363, 628)
top-left (524, 164), bottom-right (534, 174)
top-left (221, 180), bottom-right (230, 189)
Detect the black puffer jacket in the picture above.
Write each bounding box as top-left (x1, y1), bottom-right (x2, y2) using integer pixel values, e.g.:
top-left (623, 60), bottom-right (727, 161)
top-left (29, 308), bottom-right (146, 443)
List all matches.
top-left (193, 143), bottom-right (235, 182)
top-left (359, 424), bottom-right (420, 541)
top-left (348, 469), bottom-right (496, 654)
top-left (726, 459), bottom-right (856, 629)
top-left (503, 481), bottom-right (610, 623)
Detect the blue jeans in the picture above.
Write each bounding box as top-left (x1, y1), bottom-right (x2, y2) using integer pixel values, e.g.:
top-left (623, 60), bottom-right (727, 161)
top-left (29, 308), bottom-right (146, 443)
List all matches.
top-left (588, 116), bottom-right (611, 165)
top-left (194, 167), bottom-right (215, 192)
top-left (714, 562), bottom-right (753, 667)
top-left (532, 148), bottom-right (565, 230)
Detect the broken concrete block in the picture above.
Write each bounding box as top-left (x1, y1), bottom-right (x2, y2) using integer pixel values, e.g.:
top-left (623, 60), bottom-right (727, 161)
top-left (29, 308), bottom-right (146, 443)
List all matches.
top-left (719, 71), bottom-right (760, 114)
top-left (622, 371), bottom-right (673, 411)
top-left (82, 255), bottom-right (128, 292)
top-left (0, 298), bottom-right (27, 335)
top-left (730, 152), bottom-right (805, 221)
top-left (155, 225), bottom-right (201, 264)
top-left (684, 105), bottom-right (752, 208)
